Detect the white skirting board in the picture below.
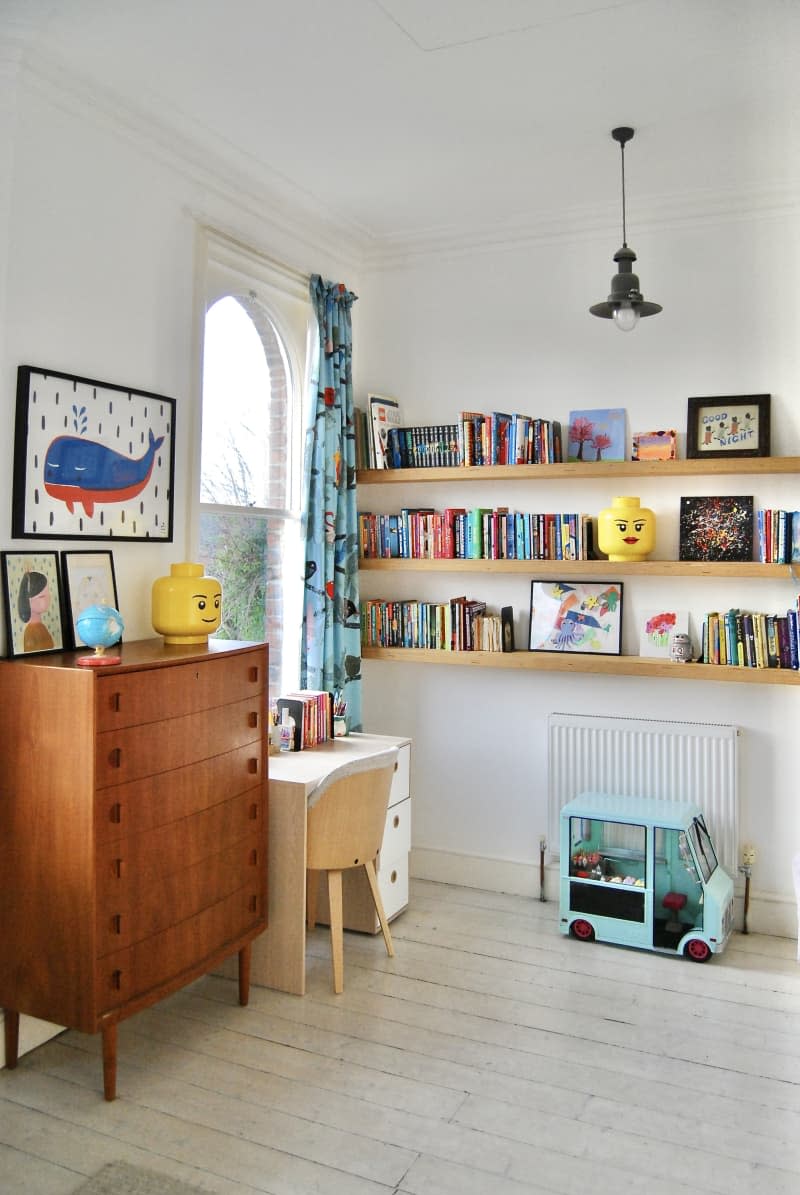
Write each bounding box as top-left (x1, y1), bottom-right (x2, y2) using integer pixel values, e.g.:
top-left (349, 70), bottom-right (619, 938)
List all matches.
top-left (410, 847), bottom-right (799, 941)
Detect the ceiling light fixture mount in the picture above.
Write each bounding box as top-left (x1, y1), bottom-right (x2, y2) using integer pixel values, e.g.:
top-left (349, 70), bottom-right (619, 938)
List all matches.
top-left (590, 126), bottom-right (662, 332)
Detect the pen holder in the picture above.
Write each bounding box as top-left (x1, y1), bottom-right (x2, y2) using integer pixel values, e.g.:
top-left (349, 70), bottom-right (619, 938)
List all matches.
top-left (333, 715), bottom-right (348, 738)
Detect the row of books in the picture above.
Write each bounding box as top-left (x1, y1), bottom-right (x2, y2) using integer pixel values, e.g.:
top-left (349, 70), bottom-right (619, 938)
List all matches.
top-left (361, 597), bottom-right (502, 652)
top-left (756, 509), bottom-right (800, 564)
top-left (460, 412), bottom-right (563, 467)
top-left (274, 690), bottom-right (333, 751)
top-left (358, 508), bottom-right (594, 561)
top-left (700, 606), bottom-right (800, 669)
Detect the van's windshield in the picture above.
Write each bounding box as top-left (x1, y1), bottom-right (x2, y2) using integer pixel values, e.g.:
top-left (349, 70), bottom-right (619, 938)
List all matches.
top-left (687, 816), bottom-right (718, 883)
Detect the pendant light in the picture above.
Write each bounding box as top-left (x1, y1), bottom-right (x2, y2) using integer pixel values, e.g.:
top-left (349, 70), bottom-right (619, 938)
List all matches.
top-left (590, 126), bottom-right (662, 331)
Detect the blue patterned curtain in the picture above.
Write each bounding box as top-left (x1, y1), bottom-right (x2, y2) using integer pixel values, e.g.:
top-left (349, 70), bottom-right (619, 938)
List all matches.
top-left (301, 275), bottom-right (362, 730)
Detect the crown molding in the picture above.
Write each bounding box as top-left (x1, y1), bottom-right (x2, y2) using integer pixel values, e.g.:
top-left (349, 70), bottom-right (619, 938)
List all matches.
top-left (18, 51), bottom-right (372, 271)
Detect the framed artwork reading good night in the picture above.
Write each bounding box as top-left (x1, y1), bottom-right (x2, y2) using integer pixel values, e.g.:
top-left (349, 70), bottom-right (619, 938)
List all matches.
top-left (528, 580), bottom-right (623, 655)
top-left (686, 395), bottom-right (770, 459)
top-left (12, 365), bottom-right (176, 540)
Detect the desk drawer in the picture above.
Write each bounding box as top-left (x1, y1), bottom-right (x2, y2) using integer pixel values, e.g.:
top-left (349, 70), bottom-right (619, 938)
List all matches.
top-left (95, 650), bottom-right (266, 731)
top-left (388, 744), bottom-right (410, 808)
top-left (380, 795), bottom-right (410, 861)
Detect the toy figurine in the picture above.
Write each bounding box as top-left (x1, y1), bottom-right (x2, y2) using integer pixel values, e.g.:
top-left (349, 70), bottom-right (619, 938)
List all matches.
top-left (151, 562), bottom-right (221, 644)
top-left (597, 495), bottom-right (656, 561)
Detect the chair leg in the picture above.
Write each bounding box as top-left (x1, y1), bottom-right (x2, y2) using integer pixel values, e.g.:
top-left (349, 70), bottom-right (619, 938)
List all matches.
top-left (364, 859), bottom-right (395, 958)
top-left (306, 869), bottom-right (320, 930)
top-left (327, 869), bottom-right (344, 994)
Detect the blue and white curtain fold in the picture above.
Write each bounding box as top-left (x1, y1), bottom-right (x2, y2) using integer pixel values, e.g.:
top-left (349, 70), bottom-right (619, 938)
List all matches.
top-left (301, 275), bottom-right (362, 730)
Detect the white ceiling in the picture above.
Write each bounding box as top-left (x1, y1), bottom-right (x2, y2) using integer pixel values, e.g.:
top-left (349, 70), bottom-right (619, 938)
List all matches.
top-left (8, 0), bottom-right (800, 254)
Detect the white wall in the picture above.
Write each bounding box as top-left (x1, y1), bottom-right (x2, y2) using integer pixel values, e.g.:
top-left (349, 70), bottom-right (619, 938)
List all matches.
top-left (354, 217), bottom-right (800, 934)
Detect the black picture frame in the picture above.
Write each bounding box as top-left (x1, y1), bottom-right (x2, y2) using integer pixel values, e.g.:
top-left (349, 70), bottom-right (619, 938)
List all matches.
top-left (686, 394), bottom-right (770, 459)
top-left (12, 365), bottom-right (176, 540)
top-left (1, 551), bottom-right (66, 657)
top-left (61, 549), bottom-right (120, 649)
top-left (528, 580), bottom-right (623, 655)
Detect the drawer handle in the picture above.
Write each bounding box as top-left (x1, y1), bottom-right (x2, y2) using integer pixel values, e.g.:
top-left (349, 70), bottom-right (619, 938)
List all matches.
top-left (113, 858), bottom-right (124, 879)
top-left (393, 815), bottom-right (400, 829)
top-left (110, 914), bottom-right (122, 936)
top-left (249, 711), bottom-right (259, 729)
top-left (111, 692), bottom-right (121, 712)
top-left (110, 970), bottom-right (123, 991)
top-left (248, 894), bottom-right (259, 913)
top-left (249, 849), bottom-right (258, 866)
top-left (249, 666), bottom-right (259, 683)
top-left (249, 803), bottom-right (259, 820)
top-left (248, 757), bottom-right (259, 775)
top-left (109, 747), bottom-right (122, 769)
top-left (109, 803), bottom-right (122, 825)
top-left (390, 870), bottom-right (398, 884)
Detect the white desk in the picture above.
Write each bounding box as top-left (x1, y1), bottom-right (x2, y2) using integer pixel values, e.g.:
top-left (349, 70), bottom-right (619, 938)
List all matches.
top-left (231, 733), bottom-right (410, 995)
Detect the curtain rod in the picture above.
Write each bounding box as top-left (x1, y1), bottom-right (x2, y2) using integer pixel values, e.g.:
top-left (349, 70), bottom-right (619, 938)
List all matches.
top-left (197, 220), bottom-right (311, 289)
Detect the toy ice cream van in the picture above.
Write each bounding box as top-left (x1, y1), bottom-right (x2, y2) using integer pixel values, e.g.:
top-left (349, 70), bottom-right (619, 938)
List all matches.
top-left (559, 792), bottom-right (735, 961)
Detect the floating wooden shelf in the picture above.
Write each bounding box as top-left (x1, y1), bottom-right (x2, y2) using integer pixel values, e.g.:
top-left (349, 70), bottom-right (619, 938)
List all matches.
top-left (361, 645), bottom-right (800, 685)
top-left (359, 557), bottom-right (798, 579)
top-left (357, 456), bottom-right (800, 486)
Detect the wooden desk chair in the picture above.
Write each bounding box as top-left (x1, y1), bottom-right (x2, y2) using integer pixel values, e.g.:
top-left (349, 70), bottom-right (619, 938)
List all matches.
top-left (305, 747), bottom-right (398, 993)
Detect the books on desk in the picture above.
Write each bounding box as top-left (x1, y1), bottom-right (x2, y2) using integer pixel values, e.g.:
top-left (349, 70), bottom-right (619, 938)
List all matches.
top-left (276, 690), bottom-right (334, 751)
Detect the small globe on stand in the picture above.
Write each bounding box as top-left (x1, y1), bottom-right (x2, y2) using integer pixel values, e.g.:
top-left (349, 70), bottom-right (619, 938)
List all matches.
top-left (75, 605), bottom-right (125, 667)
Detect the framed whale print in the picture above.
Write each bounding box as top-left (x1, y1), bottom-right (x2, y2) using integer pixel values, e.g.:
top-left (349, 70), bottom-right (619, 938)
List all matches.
top-left (12, 365), bottom-right (176, 541)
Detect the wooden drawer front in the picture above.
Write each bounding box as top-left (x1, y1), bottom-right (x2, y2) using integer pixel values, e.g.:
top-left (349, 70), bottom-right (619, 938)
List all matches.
top-left (95, 650), bottom-right (265, 732)
top-left (95, 887), bottom-right (263, 1014)
top-left (97, 833), bottom-right (264, 956)
top-left (96, 793), bottom-right (264, 893)
top-left (388, 744), bottom-right (410, 808)
top-left (95, 744), bottom-right (263, 842)
top-left (379, 795), bottom-right (411, 861)
top-left (96, 697), bottom-right (263, 788)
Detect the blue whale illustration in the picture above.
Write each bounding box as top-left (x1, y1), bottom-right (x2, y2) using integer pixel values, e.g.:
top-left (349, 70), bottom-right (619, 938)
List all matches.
top-left (44, 428), bottom-right (165, 517)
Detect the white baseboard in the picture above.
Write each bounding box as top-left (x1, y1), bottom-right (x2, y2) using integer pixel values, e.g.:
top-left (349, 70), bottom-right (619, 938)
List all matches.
top-left (0, 1013), bottom-right (63, 1069)
top-left (410, 847), bottom-right (800, 941)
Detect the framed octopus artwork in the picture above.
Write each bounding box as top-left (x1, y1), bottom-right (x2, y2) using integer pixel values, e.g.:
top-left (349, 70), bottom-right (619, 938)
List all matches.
top-left (528, 580), bottom-right (623, 655)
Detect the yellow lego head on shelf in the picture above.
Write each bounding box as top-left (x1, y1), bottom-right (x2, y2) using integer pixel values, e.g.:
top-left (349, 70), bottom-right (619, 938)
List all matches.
top-left (597, 496), bottom-right (656, 561)
top-left (152, 562), bottom-right (222, 644)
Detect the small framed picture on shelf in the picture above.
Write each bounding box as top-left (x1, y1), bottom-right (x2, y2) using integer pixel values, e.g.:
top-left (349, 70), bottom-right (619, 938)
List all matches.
top-left (679, 495), bottom-right (754, 562)
top-left (528, 580), bottom-right (623, 655)
top-left (686, 394), bottom-right (770, 459)
top-left (61, 549), bottom-right (120, 649)
top-left (566, 408), bottom-right (626, 463)
top-left (631, 429), bottom-right (677, 462)
top-left (1, 550), bottom-right (66, 657)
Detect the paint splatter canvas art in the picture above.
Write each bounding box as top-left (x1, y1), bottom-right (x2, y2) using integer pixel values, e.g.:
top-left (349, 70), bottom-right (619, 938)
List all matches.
top-left (678, 496), bottom-right (754, 562)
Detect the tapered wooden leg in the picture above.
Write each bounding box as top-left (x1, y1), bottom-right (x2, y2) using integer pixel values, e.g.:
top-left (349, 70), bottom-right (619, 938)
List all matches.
top-left (102, 1023), bottom-right (118, 1101)
top-left (238, 943), bottom-right (251, 1006)
top-left (364, 860), bottom-right (395, 958)
top-left (3, 1009), bottom-right (19, 1069)
top-left (327, 870), bottom-right (344, 994)
top-left (306, 869), bottom-right (320, 930)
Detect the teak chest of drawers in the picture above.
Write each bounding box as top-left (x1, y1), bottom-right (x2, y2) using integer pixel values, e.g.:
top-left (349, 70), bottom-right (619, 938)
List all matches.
top-left (0, 638), bottom-right (268, 1100)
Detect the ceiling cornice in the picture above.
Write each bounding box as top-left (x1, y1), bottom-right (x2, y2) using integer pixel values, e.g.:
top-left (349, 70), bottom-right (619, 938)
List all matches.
top-left (16, 52), bottom-right (800, 277)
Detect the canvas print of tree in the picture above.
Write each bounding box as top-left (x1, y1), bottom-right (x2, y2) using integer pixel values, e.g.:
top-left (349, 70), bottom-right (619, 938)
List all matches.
top-left (567, 408), bottom-right (626, 462)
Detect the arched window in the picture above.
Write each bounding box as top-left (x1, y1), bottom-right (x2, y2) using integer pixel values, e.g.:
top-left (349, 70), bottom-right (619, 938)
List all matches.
top-left (197, 234), bottom-right (309, 700)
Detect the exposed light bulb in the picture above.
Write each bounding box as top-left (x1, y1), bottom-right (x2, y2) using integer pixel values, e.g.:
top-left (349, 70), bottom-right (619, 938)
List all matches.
top-left (613, 305), bottom-right (639, 332)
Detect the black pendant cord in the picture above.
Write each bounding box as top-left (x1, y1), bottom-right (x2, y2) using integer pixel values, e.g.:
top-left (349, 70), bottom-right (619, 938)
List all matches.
top-left (620, 140), bottom-right (628, 248)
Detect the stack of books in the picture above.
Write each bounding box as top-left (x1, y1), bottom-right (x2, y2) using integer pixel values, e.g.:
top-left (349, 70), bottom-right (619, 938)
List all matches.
top-left (361, 597), bottom-right (502, 652)
top-left (756, 508), bottom-right (800, 563)
top-left (460, 411), bottom-right (563, 466)
top-left (358, 507), bottom-right (594, 561)
top-left (701, 605), bottom-right (800, 669)
top-left (275, 690), bottom-right (334, 751)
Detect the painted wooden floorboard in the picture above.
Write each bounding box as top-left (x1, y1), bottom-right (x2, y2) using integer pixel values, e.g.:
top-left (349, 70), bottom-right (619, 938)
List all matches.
top-left (0, 881), bottom-right (798, 1195)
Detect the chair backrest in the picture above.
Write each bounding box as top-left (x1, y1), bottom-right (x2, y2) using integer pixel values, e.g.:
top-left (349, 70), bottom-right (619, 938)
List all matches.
top-left (306, 753), bottom-right (397, 873)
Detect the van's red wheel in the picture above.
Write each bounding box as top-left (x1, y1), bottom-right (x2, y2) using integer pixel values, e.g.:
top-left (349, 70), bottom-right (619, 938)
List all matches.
top-left (685, 938), bottom-right (711, 962)
top-left (572, 919), bottom-right (594, 942)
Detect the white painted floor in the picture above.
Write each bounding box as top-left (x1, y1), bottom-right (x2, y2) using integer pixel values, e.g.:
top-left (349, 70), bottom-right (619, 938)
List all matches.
top-left (1, 879), bottom-right (799, 1195)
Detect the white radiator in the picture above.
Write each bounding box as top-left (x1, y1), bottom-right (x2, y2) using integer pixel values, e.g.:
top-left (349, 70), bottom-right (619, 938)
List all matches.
top-left (547, 713), bottom-right (739, 876)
